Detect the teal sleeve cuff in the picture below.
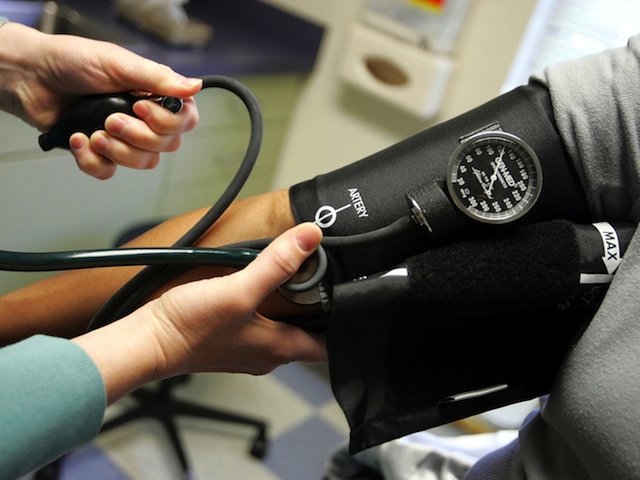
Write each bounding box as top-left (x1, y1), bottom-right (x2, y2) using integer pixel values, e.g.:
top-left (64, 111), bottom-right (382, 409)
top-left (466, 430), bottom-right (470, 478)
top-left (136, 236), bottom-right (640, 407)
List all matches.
top-left (0, 335), bottom-right (107, 478)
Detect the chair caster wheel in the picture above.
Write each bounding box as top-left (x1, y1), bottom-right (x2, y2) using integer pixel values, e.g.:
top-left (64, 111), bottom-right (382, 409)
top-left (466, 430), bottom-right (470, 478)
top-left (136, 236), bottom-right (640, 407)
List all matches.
top-left (250, 436), bottom-right (267, 459)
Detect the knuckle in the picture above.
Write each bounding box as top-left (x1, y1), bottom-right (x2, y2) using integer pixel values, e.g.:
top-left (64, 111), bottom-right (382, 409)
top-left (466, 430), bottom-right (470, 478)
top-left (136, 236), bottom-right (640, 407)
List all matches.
top-left (93, 162), bottom-right (117, 180)
top-left (166, 133), bottom-right (183, 152)
top-left (77, 155), bottom-right (116, 180)
top-left (271, 248), bottom-right (300, 277)
top-left (143, 154), bottom-right (161, 170)
top-left (124, 125), bottom-right (151, 146)
top-left (95, 169), bottom-right (116, 180)
top-left (184, 108), bottom-right (199, 132)
top-left (154, 63), bottom-right (177, 80)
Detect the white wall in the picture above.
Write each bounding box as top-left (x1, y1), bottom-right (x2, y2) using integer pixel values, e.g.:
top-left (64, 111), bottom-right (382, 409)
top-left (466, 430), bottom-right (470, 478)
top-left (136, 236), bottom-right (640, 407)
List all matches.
top-left (261, 0), bottom-right (536, 188)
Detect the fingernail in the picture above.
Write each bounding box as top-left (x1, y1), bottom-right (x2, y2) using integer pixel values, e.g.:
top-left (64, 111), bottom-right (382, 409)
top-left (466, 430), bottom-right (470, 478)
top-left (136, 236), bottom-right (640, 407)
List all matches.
top-left (69, 135), bottom-right (84, 151)
top-left (180, 77), bottom-right (203, 89)
top-left (93, 134), bottom-right (109, 151)
top-left (133, 101), bottom-right (150, 119)
top-left (107, 116), bottom-right (125, 134)
top-left (295, 225), bottom-right (320, 253)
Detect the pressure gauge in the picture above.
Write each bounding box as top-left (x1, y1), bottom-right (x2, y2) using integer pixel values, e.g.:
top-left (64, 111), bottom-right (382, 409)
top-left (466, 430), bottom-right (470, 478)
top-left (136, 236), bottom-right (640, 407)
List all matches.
top-left (446, 131), bottom-right (542, 224)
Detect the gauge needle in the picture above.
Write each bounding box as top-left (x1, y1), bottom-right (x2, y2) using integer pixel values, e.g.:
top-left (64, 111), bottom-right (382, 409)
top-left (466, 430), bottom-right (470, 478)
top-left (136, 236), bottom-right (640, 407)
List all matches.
top-left (480, 180), bottom-right (494, 199)
top-left (472, 167), bottom-right (494, 199)
top-left (487, 146), bottom-right (506, 196)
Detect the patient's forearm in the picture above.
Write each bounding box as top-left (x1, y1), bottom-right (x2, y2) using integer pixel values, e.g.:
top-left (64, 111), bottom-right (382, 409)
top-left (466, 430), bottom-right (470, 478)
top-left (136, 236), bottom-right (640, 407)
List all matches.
top-left (0, 189), bottom-right (296, 346)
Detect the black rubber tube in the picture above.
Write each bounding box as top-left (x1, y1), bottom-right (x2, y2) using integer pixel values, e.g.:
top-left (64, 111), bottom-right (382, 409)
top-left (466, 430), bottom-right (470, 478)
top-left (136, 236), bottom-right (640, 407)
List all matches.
top-left (87, 76), bottom-right (264, 331)
top-left (0, 247), bottom-right (258, 271)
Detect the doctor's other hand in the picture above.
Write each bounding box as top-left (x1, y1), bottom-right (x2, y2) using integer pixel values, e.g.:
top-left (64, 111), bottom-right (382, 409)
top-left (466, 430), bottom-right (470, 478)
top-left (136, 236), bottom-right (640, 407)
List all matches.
top-left (0, 22), bottom-right (201, 179)
top-left (73, 223), bottom-right (327, 404)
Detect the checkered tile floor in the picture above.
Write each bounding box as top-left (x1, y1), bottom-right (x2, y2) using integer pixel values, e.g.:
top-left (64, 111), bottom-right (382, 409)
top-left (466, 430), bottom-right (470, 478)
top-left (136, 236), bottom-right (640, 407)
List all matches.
top-left (23, 363), bottom-right (348, 480)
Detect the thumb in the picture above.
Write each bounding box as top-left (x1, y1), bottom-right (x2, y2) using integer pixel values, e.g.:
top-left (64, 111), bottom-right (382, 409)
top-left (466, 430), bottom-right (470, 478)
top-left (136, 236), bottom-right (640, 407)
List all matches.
top-left (105, 48), bottom-right (203, 97)
top-left (231, 223), bottom-right (323, 307)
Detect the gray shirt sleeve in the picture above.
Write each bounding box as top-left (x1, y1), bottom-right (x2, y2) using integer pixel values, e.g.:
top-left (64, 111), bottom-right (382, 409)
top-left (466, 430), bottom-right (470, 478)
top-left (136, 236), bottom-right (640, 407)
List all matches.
top-left (531, 35), bottom-right (640, 479)
top-left (533, 35), bottom-right (640, 221)
top-left (466, 35), bottom-right (640, 480)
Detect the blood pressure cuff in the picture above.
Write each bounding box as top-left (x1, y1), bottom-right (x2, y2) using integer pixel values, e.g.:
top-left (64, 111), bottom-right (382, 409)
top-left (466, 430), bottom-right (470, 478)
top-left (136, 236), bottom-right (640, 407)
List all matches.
top-left (289, 81), bottom-right (591, 282)
top-left (324, 220), bottom-right (635, 453)
top-left (287, 82), bottom-right (622, 454)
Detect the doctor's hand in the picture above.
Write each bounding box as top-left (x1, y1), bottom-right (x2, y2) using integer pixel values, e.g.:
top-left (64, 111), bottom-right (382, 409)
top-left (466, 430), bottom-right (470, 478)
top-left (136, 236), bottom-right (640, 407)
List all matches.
top-left (0, 22), bottom-right (201, 179)
top-left (73, 223), bottom-right (328, 404)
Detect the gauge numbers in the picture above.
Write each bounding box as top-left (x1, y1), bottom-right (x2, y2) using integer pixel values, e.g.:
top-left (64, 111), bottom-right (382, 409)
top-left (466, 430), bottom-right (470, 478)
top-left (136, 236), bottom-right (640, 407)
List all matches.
top-left (446, 131), bottom-right (542, 224)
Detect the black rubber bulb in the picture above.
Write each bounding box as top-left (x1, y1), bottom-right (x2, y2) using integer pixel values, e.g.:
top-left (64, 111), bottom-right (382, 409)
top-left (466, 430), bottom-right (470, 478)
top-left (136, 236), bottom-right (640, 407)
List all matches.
top-left (38, 92), bottom-right (183, 151)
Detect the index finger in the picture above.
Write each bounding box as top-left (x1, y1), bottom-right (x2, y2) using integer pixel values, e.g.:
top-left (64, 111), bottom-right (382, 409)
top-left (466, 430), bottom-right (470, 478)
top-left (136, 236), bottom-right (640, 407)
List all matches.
top-left (106, 51), bottom-right (203, 98)
top-left (130, 97), bottom-right (199, 136)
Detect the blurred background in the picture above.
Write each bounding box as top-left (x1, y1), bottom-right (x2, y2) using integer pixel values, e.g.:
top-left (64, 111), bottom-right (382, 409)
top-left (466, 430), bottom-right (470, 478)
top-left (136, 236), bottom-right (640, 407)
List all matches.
top-left (2, 0), bottom-right (638, 294)
top-left (2, 0), bottom-right (639, 479)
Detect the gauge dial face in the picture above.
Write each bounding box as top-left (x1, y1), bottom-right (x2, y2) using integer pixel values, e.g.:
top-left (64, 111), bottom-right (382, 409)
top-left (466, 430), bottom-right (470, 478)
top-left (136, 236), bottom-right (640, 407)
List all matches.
top-left (446, 131), bottom-right (543, 224)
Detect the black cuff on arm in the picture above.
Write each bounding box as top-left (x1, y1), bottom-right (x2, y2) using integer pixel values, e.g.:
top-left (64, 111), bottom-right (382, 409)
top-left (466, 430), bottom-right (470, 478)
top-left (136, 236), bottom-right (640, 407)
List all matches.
top-left (287, 82), bottom-right (611, 454)
top-left (290, 81), bottom-right (591, 283)
top-left (290, 82), bottom-right (590, 275)
top-left (328, 220), bottom-right (635, 453)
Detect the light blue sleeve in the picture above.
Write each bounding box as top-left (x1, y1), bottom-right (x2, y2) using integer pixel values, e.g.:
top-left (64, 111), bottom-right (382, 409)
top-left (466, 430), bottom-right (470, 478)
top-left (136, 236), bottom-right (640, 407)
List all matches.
top-left (0, 335), bottom-right (106, 479)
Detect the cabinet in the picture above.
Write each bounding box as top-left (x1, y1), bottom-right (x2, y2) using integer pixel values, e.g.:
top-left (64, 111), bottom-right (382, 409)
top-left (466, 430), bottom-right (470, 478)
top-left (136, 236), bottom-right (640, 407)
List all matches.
top-left (0, 73), bottom-right (305, 295)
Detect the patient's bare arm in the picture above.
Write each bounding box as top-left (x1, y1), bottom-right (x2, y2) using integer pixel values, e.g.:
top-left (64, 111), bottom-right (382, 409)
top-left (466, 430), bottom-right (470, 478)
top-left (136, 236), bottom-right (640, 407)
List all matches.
top-left (0, 189), bottom-right (297, 346)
